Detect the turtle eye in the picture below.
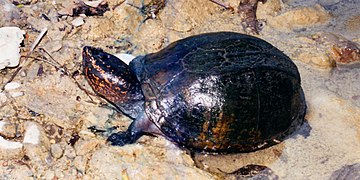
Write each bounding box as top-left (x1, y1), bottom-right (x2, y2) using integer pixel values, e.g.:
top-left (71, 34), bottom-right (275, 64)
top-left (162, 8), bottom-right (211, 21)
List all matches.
top-left (82, 46), bottom-right (101, 67)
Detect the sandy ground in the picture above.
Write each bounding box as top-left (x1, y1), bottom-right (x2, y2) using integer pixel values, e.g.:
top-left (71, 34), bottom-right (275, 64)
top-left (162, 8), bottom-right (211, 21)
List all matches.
top-left (0, 0), bottom-right (359, 179)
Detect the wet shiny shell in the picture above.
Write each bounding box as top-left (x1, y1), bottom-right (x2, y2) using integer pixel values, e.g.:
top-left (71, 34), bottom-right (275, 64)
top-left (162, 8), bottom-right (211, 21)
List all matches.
top-left (130, 32), bottom-right (306, 153)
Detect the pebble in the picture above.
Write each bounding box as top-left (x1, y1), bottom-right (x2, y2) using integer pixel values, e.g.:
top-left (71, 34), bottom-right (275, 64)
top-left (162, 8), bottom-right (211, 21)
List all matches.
top-left (71, 17), bottom-right (85, 27)
top-left (23, 122), bottom-right (40, 145)
top-left (0, 27), bottom-right (25, 70)
top-left (84, 0), bottom-right (103, 8)
top-left (0, 136), bottom-right (24, 159)
top-left (9, 91), bottom-right (24, 98)
top-left (50, 143), bottom-right (64, 159)
top-left (64, 145), bottom-right (77, 159)
top-left (4, 82), bottom-right (21, 90)
top-left (0, 121), bottom-right (17, 138)
top-left (23, 122), bottom-right (50, 164)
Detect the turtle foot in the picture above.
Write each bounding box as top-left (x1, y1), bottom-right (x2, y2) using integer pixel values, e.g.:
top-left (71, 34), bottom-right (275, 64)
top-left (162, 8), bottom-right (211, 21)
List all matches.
top-left (107, 131), bottom-right (142, 146)
top-left (238, 0), bottom-right (267, 34)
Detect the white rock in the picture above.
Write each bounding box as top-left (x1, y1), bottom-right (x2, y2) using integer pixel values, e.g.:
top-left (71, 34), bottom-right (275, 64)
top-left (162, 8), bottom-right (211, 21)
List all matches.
top-left (0, 121), bottom-right (24, 159)
top-left (4, 82), bottom-right (20, 90)
top-left (0, 136), bottom-right (23, 149)
top-left (114, 53), bottom-right (136, 65)
top-left (23, 122), bottom-right (50, 165)
top-left (9, 91), bottom-right (24, 98)
top-left (23, 123), bottom-right (40, 145)
top-left (84, 0), bottom-right (103, 8)
top-left (71, 17), bottom-right (85, 27)
top-left (0, 27), bottom-right (25, 69)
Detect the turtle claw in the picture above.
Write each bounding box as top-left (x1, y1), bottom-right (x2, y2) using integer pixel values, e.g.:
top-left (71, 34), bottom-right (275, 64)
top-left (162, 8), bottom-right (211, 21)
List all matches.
top-left (107, 130), bottom-right (142, 146)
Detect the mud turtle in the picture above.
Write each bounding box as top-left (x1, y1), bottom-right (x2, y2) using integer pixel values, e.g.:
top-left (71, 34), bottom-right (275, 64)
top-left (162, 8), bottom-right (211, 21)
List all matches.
top-left (82, 32), bottom-right (306, 153)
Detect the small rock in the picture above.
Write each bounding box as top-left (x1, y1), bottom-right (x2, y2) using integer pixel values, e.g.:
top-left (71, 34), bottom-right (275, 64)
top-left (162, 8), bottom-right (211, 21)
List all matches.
top-left (71, 17), bottom-right (85, 27)
top-left (50, 143), bottom-right (63, 159)
top-left (0, 27), bottom-right (25, 70)
top-left (9, 91), bottom-right (24, 98)
top-left (0, 121), bottom-right (17, 138)
top-left (23, 122), bottom-right (41, 145)
top-left (64, 145), bottom-right (77, 159)
top-left (0, 136), bottom-right (24, 159)
top-left (84, 0), bottom-right (103, 8)
top-left (4, 82), bottom-right (21, 90)
top-left (23, 122), bottom-right (50, 164)
top-left (312, 32), bottom-right (360, 66)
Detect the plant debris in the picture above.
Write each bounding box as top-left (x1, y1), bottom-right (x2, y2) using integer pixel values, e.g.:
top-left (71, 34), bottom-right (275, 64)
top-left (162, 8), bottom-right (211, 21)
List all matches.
top-left (128, 0), bottom-right (167, 22)
top-left (72, 1), bottom-right (110, 17)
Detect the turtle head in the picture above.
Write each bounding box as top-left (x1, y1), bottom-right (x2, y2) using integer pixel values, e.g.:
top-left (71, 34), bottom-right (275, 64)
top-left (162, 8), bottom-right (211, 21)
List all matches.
top-left (82, 46), bottom-right (144, 119)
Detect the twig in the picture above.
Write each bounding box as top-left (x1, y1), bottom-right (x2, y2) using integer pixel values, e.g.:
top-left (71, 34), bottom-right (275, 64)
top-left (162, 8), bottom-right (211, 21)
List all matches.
top-left (209, 0), bottom-right (235, 11)
top-left (25, 55), bottom-right (97, 101)
top-left (20, 55), bottom-right (60, 70)
top-left (38, 48), bottom-right (67, 74)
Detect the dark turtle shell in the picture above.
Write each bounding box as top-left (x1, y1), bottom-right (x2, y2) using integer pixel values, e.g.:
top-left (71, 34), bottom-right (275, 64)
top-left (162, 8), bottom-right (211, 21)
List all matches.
top-left (129, 32), bottom-right (306, 152)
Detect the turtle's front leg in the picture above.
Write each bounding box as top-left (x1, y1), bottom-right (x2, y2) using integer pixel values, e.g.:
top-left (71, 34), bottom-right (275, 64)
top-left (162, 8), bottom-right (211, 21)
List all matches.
top-left (238, 0), bottom-right (266, 34)
top-left (107, 121), bottom-right (144, 146)
top-left (209, 0), bottom-right (266, 34)
top-left (107, 112), bottom-right (163, 146)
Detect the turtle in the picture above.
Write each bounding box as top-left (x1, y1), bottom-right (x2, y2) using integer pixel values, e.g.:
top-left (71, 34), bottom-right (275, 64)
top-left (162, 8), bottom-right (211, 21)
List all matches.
top-left (82, 32), bottom-right (306, 153)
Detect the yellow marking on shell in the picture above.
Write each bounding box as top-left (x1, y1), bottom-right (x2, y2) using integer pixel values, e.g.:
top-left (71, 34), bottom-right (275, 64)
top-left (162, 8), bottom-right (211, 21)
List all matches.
top-left (191, 111), bottom-right (236, 151)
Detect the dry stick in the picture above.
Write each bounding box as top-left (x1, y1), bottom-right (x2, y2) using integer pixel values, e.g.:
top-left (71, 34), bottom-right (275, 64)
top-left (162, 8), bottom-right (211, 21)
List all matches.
top-left (20, 54), bottom-right (98, 101)
top-left (209, 0), bottom-right (235, 11)
top-left (38, 48), bottom-right (66, 73)
top-left (37, 48), bottom-right (96, 103)
top-left (0, 28), bottom-right (48, 91)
